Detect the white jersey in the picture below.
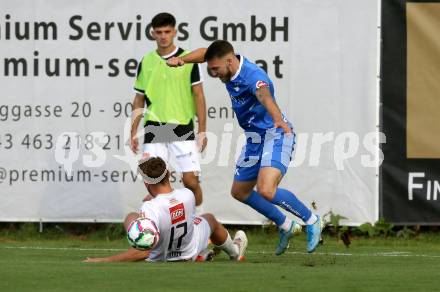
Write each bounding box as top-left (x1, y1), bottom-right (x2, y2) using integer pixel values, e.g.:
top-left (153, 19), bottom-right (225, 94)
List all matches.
top-left (140, 188), bottom-right (198, 262)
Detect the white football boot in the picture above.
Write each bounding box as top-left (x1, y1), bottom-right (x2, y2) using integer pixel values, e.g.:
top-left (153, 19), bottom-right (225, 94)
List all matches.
top-left (232, 230), bottom-right (248, 261)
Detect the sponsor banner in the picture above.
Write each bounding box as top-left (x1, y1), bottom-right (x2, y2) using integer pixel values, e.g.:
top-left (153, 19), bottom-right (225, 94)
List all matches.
top-left (382, 0), bottom-right (440, 224)
top-left (0, 0), bottom-right (379, 224)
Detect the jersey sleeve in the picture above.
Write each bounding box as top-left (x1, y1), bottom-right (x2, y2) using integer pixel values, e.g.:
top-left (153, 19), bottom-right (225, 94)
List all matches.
top-left (133, 57), bottom-right (146, 95)
top-left (182, 188), bottom-right (196, 209)
top-left (140, 202), bottom-right (160, 229)
top-left (190, 63), bottom-right (203, 85)
top-left (248, 70), bottom-right (271, 96)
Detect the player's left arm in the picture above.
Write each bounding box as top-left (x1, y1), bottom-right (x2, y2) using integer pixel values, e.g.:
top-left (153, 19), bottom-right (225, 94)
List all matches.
top-left (83, 248), bottom-right (149, 263)
top-left (192, 83), bottom-right (208, 152)
top-left (255, 86), bottom-right (292, 134)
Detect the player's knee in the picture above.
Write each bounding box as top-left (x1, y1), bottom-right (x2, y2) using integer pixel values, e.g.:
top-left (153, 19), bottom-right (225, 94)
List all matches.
top-left (124, 212), bottom-right (140, 231)
top-left (201, 213), bottom-right (217, 230)
top-left (256, 184), bottom-right (276, 200)
top-left (201, 213), bottom-right (214, 222)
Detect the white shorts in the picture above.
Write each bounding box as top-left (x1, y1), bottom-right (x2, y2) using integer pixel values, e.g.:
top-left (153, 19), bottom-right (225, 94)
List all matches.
top-left (191, 216), bottom-right (211, 260)
top-left (143, 141), bottom-right (201, 173)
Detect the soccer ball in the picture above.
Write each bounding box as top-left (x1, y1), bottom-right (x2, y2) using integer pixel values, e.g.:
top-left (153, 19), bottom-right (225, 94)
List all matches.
top-left (127, 217), bottom-right (160, 251)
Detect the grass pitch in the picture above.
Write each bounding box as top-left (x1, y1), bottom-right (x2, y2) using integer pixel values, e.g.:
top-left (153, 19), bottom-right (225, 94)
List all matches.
top-left (1, 230), bottom-right (440, 292)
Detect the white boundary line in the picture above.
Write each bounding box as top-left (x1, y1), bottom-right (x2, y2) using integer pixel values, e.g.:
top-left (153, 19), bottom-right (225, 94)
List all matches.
top-left (0, 246), bottom-right (126, 252)
top-left (1, 245), bottom-right (440, 259)
top-left (248, 251), bottom-right (440, 258)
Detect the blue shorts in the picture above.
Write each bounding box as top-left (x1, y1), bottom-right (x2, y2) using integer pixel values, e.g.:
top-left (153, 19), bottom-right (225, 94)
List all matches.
top-left (234, 127), bottom-right (295, 181)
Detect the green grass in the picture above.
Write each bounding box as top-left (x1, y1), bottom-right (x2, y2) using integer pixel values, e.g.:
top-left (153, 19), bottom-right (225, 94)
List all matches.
top-left (1, 230), bottom-right (440, 292)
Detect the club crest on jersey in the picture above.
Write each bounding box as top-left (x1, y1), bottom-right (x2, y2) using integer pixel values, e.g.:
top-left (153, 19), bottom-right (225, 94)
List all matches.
top-left (169, 203), bottom-right (185, 224)
top-left (193, 217), bottom-right (202, 225)
top-left (256, 80), bottom-right (268, 89)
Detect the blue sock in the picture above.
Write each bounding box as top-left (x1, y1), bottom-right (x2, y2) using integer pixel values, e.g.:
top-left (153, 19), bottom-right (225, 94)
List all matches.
top-left (243, 191), bottom-right (286, 226)
top-left (271, 188), bottom-right (312, 222)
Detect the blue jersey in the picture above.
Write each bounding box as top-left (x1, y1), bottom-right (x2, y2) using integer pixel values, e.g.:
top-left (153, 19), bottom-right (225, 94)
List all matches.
top-left (226, 55), bottom-right (290, 134)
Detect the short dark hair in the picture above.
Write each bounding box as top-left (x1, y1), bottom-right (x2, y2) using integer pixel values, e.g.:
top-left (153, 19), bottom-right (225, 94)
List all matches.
top-left (204, 40), bottom-right (235, 61)
top-left (138, 157), bottom-right (168, 184)
top-left (151, 12), bottom-right (176, 28)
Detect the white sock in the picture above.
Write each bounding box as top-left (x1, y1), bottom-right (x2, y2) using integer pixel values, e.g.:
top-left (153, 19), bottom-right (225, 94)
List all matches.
top-left (216, 233), bottom-right (238, 258)
top-left (306, 214), bottom-right (318, 225)
top-left (279, 217), bottom-right (293, 232)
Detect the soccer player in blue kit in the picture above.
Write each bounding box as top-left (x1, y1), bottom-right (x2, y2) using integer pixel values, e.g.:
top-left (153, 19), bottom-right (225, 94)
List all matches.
top-left (167, 40), bottom-right (322, 254)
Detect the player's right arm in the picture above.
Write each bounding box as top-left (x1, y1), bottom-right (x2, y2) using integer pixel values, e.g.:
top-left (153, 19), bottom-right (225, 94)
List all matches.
top-left (167, 48), bottom-right (207, 66)
top-left (130, 93), bottom-right (145, 153)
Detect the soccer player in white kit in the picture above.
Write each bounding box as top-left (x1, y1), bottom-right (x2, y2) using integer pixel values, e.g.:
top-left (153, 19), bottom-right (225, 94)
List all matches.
top-left (84, 157), bottom-right (247, 263)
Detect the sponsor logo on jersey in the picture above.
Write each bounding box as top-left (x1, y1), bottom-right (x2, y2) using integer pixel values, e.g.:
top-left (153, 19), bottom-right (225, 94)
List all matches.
top-left (256, 80), bottom-right (268, 89)
top-left (169, 203), bottom-right (185, 224)
top-left (229, 94), bottom-right (246, 105)
top-left (193, 217), bottom-right (202, 225)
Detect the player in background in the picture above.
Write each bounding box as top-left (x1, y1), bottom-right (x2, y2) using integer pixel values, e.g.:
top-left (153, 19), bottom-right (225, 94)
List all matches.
top-left (167, 40), bottom-right (323, 254)
top-left (84, 157), bottom-right (247, 263)
top-left (130, 12), bottom-right (207, 207)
